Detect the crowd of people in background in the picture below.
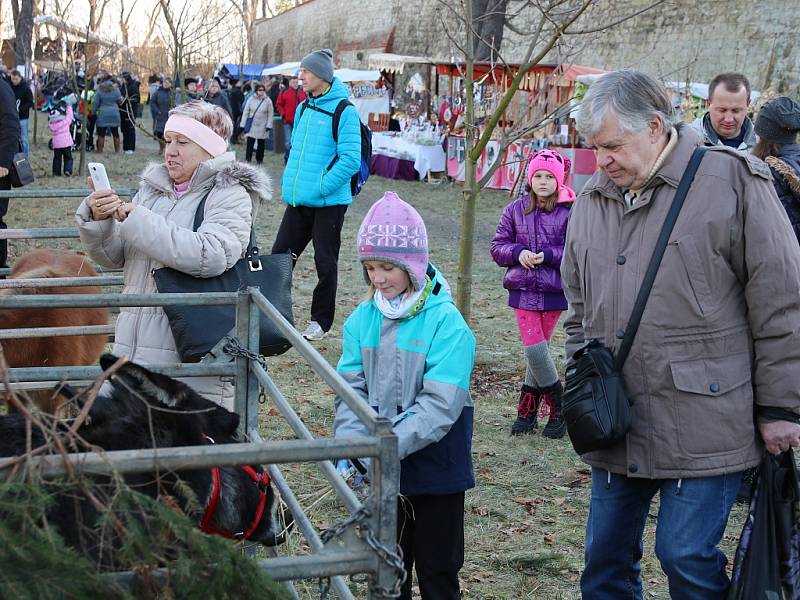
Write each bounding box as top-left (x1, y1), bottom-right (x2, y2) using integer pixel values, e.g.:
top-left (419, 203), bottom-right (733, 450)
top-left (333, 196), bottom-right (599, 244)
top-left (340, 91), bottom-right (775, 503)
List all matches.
top-left (1, 63), bottom-right (309, 173)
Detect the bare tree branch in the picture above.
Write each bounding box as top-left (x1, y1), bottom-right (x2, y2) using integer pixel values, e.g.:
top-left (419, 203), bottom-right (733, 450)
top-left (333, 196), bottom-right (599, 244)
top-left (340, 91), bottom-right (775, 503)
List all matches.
top-left (564, 0), bottom-right (666, 35)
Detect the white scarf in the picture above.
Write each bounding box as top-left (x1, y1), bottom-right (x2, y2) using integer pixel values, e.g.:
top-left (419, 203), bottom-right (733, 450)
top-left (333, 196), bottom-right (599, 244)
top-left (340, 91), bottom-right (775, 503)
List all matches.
top-left (373, 285), bottom-right (428, 320)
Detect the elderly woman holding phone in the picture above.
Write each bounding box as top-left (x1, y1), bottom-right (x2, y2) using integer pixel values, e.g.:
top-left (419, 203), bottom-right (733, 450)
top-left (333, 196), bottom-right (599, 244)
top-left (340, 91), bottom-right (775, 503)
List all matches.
top-left (75, 100), bottom-right (271, 409)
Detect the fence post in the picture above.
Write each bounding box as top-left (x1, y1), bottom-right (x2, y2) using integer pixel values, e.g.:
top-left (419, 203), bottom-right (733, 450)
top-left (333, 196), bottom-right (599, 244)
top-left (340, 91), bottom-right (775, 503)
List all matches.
top-left (369, 416), bottom-right (401, 599)
top-left (246, 289), bottom-right (261, 435)
top-left (234, 290), bottom-right (251, 436)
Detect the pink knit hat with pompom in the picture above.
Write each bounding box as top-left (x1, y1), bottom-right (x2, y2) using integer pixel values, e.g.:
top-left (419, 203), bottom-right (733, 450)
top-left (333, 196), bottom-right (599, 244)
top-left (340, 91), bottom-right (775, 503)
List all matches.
top-left (527, 149), bottom-right (571, 190)
top-left (357, 192), bottom-right (429, 289)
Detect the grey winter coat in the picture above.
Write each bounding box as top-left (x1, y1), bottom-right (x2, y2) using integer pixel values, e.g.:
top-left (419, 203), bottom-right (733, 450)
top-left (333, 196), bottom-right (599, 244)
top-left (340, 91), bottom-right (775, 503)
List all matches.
top-left (240, 95), bottom-right (274, 140)
top-left (151, 86), bottom-right (172, 135)
top-left (561, 126), bottom-right (800, 479)
top-left (76, 154), bottom-right (272, 409)
top-left (94, 83), bottom-right (122, 128)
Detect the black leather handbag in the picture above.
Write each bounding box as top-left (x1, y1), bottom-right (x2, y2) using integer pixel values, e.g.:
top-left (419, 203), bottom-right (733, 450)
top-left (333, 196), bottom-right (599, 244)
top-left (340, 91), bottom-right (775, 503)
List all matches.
top-left (562, 146), bottom-right (708, 455)
top-left (9, 151), bottom-right (34, 187)
top-left (153, 188), bottom-right (294, 362)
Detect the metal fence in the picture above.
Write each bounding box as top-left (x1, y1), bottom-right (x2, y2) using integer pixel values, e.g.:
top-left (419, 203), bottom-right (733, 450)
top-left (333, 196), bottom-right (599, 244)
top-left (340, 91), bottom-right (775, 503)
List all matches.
top-left (0, 188), bottom-right (404, 598)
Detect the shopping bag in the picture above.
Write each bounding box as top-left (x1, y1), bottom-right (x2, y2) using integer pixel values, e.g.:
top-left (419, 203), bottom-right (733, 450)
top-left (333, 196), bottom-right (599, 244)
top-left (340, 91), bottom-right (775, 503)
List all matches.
top-left (728, 448), bottom-right (800, 599)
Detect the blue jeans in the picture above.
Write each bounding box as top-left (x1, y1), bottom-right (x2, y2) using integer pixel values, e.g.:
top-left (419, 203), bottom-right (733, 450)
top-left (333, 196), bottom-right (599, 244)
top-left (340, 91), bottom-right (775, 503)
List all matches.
top-left (283, 123), bottom-right (293, 163)
top-left (19, 118), bottom-right (29, 157)
top-left (581, 468), bottom-right (742, 600)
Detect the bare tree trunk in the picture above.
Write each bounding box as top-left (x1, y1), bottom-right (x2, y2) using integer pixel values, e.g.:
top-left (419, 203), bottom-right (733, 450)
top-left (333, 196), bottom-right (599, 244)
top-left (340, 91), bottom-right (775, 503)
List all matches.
top-left (14, 0), bottom-right (33, 68)
top-left (471, 0), bottom-right (508, 62)
top-left (456, 0), bottom-right (477, 321)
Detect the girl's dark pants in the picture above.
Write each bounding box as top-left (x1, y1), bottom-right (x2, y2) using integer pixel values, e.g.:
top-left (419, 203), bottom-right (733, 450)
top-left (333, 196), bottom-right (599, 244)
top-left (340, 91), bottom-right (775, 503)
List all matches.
top-left (398, 492), bottom-right (465, 600)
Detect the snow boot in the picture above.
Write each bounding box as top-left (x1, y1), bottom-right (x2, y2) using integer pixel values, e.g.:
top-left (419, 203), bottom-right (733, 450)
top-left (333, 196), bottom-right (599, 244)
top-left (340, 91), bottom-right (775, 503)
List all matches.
top-left (542, 381), bottom-right (567, 439)
top-left (511, 384), bottom-right (540, 436)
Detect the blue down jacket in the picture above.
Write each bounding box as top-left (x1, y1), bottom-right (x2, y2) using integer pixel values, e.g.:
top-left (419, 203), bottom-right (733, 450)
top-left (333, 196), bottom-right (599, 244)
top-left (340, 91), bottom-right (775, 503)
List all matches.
top-left (281, 77), bottom-right (361, 208)
top-left (333, 266), bottom-right (476, 496)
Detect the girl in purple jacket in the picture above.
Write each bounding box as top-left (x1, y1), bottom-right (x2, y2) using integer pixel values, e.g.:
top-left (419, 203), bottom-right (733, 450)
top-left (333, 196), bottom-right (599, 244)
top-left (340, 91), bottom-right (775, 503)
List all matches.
top-left (490, 149), bottom-right (574, 438)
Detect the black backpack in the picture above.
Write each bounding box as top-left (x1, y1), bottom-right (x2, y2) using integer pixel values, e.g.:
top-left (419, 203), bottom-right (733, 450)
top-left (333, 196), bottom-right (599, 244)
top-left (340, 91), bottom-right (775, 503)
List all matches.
top-left (297, 99), bottom-right (372, 196)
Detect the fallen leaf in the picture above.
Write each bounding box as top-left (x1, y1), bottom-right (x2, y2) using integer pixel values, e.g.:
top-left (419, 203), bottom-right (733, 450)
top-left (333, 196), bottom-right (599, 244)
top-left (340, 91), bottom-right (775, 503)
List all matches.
top-left (267, 407), bottom-right (280, 417)
top-left (479, 450), bottom-right (496, 458)
top-left (512, 497), bottom-right (542, 507)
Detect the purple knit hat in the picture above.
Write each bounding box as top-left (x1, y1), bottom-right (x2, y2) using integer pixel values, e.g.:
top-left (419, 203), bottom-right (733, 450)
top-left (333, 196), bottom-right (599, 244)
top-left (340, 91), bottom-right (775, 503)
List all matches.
top-left (357, 191), bottom-right (429, 289)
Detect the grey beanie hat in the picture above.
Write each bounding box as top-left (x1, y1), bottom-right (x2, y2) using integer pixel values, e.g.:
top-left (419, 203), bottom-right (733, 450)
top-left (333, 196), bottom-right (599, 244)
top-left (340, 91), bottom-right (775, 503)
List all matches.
top-left (755, 96), bottom-right (800, 145)
top-left (300, 48), bottom-right (335, 83)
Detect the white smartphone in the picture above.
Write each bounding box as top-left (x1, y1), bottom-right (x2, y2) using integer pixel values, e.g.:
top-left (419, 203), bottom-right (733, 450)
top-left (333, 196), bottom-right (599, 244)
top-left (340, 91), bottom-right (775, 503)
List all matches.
top-left (88, 162), bottom-right (112, 191)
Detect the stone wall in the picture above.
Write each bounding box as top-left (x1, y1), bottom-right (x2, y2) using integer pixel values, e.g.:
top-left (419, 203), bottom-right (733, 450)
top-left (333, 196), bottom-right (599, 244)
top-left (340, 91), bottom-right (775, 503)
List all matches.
top-left (254, 0), bottom-right (800, 95)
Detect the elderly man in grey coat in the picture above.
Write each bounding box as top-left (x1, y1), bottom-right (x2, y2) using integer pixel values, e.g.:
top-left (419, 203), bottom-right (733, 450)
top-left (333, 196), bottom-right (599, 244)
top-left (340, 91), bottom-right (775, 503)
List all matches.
top-left (562, 69), bottom-right (800, 599)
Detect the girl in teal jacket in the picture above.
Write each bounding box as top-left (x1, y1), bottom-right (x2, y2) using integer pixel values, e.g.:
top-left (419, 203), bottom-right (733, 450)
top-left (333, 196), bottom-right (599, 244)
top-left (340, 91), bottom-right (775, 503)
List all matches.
top-left (333, 191), bottom-right (475, 600)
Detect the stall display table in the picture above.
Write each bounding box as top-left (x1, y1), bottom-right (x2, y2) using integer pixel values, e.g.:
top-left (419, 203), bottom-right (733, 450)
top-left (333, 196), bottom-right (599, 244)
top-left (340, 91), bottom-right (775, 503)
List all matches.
top-left (370, 132), bottom-right (447, 181)
top-left (447, 135), bottom-right (597, 192)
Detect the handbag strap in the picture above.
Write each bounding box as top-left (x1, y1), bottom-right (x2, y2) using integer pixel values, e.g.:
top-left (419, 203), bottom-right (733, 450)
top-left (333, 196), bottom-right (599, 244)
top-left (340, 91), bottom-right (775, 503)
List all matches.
top-left (614, 145), bottom-right (708, 371)
top-left (191, 186), bottom-right (261, 267)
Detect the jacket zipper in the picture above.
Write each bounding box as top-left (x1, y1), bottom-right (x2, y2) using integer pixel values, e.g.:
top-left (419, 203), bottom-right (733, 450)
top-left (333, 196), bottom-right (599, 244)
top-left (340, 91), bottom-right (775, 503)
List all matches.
top-left (131, 193), bottom-right (180, 358)
top-left (292, 99), bottom-right (314, 207)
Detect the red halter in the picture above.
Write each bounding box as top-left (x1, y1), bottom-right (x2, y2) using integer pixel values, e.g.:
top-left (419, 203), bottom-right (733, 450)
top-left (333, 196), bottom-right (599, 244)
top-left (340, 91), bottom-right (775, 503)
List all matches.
top-left (198, 434), bottom-right (271, 540)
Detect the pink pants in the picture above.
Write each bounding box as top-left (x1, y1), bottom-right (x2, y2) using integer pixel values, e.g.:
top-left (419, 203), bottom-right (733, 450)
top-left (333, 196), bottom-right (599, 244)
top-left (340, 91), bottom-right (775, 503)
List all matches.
top-left (514, 308), bottom-right (561, 346)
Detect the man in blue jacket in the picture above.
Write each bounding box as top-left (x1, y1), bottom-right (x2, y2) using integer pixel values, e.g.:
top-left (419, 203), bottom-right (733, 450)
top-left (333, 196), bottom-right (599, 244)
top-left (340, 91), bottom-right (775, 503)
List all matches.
top-left (272, 48), bottom-right (362, 341)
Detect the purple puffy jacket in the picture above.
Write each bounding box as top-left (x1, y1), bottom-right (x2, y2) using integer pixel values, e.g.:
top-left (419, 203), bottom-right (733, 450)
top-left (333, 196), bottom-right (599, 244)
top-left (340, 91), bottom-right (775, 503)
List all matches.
top-left (490, 194), bottom-right (570, 311)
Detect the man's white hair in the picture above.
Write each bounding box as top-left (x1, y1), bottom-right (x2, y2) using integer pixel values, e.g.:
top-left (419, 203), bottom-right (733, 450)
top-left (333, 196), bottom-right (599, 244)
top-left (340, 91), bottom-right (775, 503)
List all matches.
top-left (576, 70), bottom-right (676, 138)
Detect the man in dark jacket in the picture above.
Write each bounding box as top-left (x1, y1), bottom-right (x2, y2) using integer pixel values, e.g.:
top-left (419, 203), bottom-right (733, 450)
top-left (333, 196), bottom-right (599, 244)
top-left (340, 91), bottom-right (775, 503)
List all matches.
top-left (0, 72), bottom-right (21, 272)
top-left (691, 72), bottom-right (756, 151)
top-left (119, 72), bottom-right (140, 154)
top-left (9, 70), bottom-right (32, 157)
top-left (228, 79), bottom-right (245, 144)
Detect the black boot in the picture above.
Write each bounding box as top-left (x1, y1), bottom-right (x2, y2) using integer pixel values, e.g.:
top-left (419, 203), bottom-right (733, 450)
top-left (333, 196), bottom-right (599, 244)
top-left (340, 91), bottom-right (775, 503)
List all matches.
top-left (511, 385), bottom-right (540, 436)
top-left (542, 381), bottom-right (566, 439)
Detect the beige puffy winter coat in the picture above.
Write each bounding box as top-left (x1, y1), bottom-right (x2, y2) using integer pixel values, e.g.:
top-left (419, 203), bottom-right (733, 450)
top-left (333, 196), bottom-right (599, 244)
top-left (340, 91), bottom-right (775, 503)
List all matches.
top-left (561, 125), bottom-right (800, 479)
top-left (240, 94), bottom-right (274, 140)
top-left (76, 153), bottom-right (272, 409)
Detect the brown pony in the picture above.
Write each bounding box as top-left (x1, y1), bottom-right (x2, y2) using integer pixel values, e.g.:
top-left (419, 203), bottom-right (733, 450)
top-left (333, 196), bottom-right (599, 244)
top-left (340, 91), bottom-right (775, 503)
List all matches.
top-left (1, 249), bottom-right (110, 413)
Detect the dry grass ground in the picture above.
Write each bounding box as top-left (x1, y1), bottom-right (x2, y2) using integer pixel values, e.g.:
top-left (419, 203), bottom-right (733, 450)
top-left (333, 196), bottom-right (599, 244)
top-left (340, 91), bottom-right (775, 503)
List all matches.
top-left (7, 114), bottom-right (747, 598)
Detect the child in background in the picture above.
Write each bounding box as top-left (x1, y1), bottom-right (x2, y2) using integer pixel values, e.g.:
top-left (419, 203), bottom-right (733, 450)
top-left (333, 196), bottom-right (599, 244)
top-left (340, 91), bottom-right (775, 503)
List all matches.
top-left (490, 149), bottom-right (575, 438)
top-left (48, 100), bottom-right (74, 176)
top-left (334, 191), bottom-right (476, 600)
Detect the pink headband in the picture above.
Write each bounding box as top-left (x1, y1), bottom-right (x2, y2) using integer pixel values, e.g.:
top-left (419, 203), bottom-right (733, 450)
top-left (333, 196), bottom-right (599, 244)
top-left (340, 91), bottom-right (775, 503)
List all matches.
top-left (164, 114), bottom-right (228, 157)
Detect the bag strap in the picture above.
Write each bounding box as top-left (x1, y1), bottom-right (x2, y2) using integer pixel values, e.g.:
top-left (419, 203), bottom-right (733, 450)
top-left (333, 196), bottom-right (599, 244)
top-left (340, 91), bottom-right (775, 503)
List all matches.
top-left (614, 146), bottom-right (708, 370)
top-left (191, 186), bottom-right (261, 268)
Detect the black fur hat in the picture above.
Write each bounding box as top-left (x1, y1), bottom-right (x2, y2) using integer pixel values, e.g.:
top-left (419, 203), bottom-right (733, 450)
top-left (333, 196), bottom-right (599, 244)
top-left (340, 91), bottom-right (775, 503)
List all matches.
top-left (755, 97), bottom-right (800, 145)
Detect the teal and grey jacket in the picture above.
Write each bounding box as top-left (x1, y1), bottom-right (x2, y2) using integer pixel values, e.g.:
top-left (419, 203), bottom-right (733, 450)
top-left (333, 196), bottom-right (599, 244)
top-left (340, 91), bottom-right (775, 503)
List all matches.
top-left (333, 265), bottom-right (476, 496)
top-left (281, 77), bottom-right (361, 208)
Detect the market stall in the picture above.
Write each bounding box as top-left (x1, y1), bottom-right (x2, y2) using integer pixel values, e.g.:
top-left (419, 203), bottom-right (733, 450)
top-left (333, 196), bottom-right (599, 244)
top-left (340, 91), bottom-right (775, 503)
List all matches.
top-left (438, 62), bottom-right (605, 192)
top-left (365, 53), bottom-right (444, 180)
top-left (261, 62), bottom-right (302, 77)
top-left (221, 63), bottom-right (275, 81)
top-left (335, 68), bottom-right (390, 123)
top-left (370, 131), bottom-right (446, 181)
